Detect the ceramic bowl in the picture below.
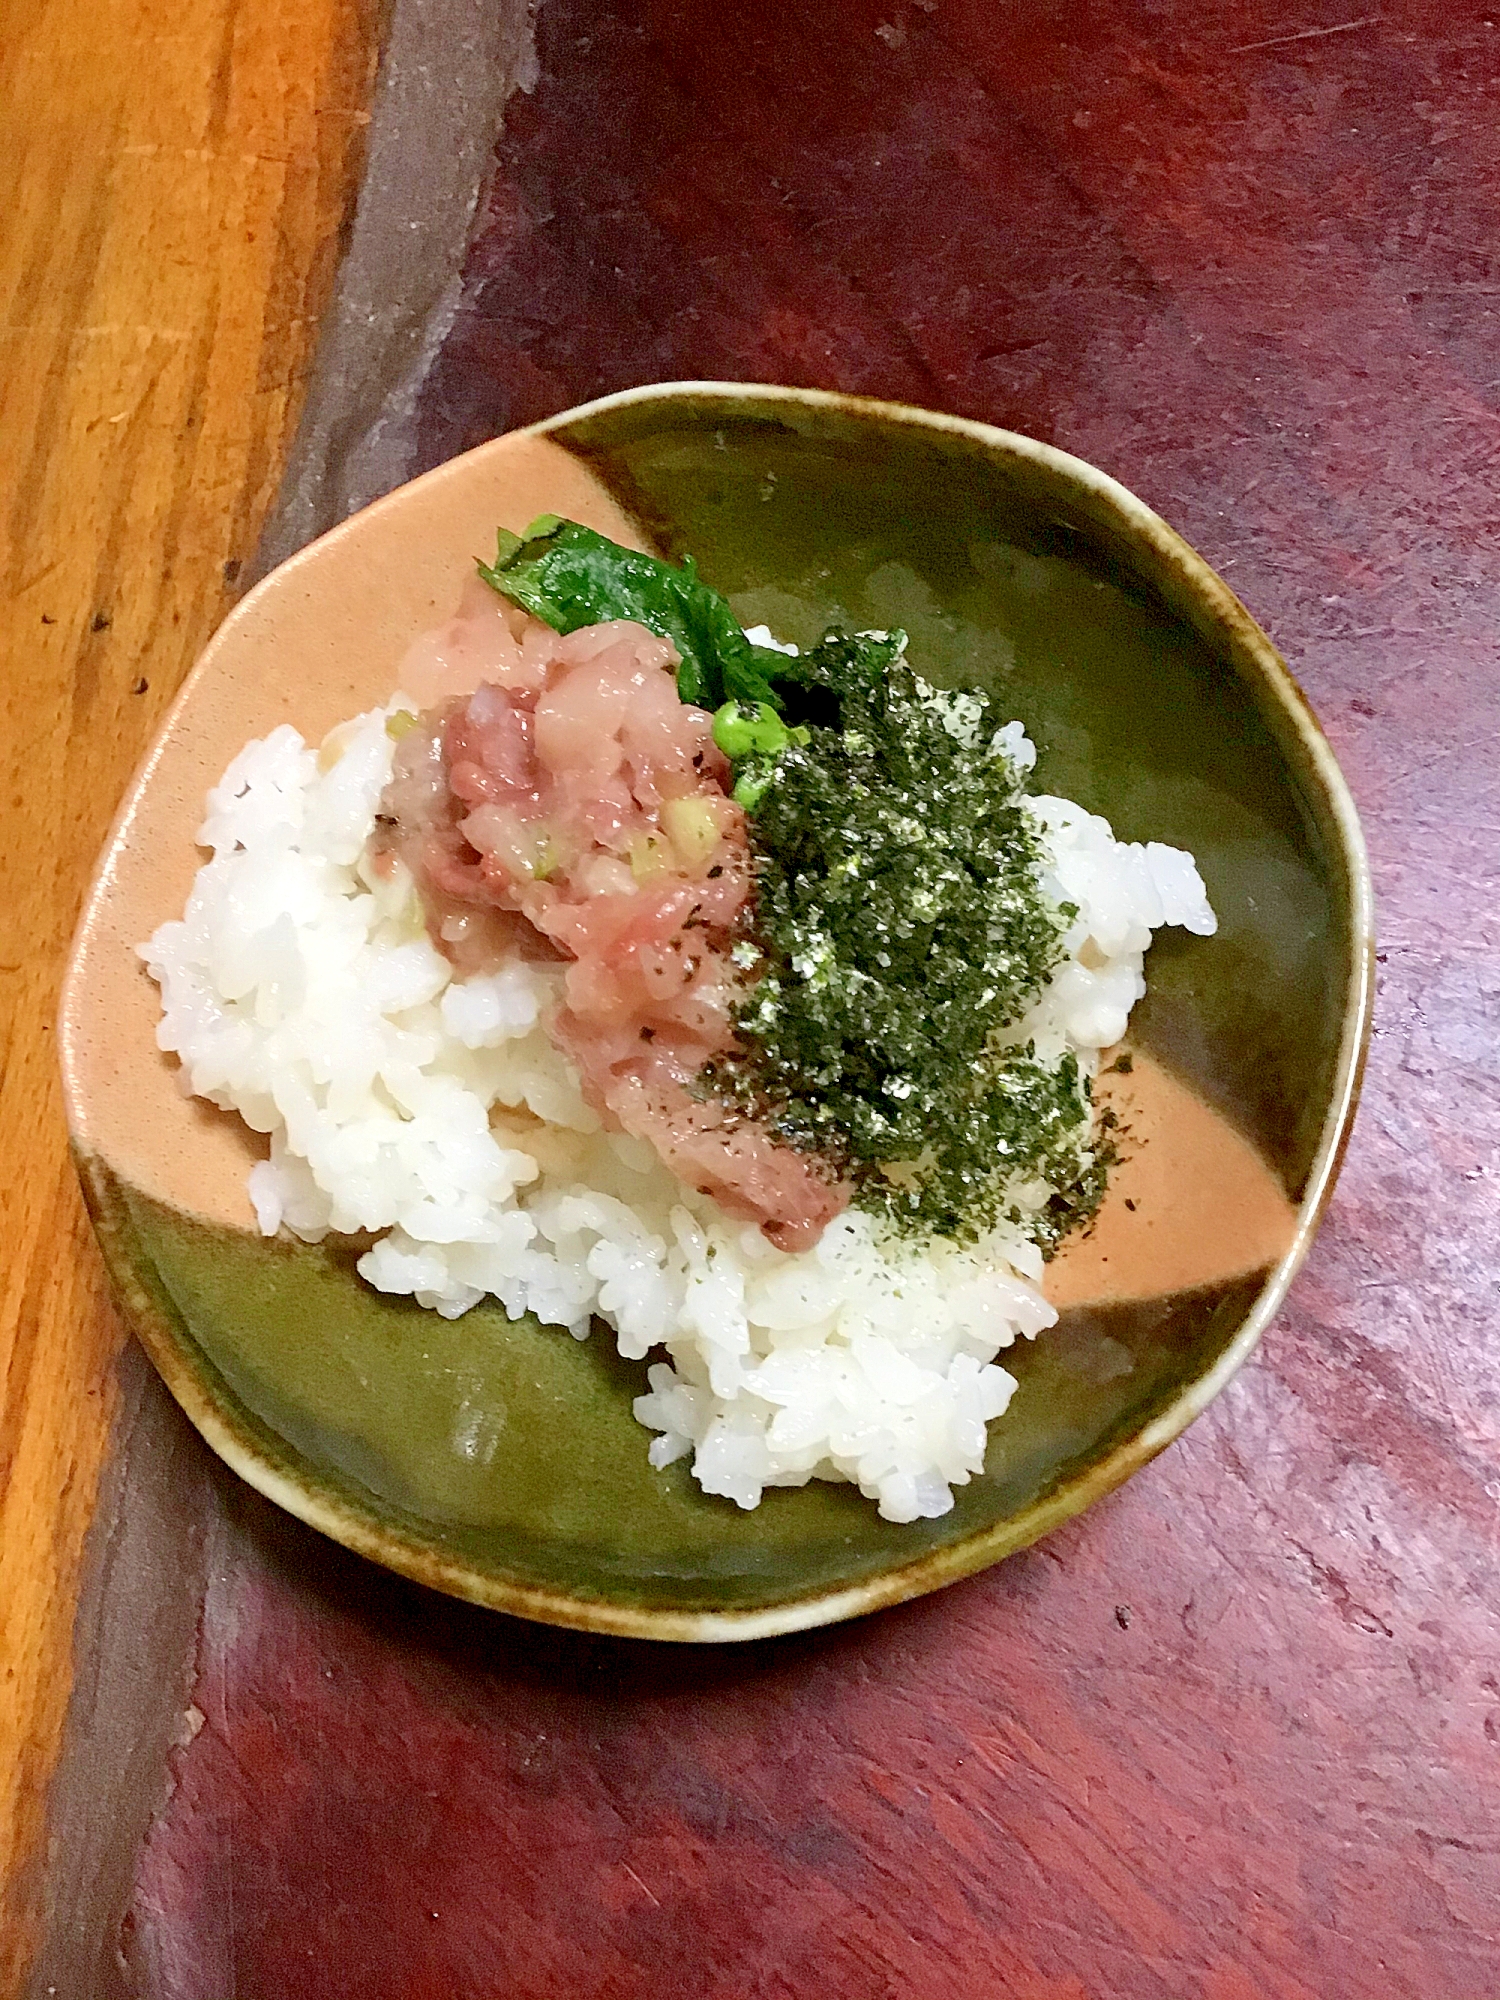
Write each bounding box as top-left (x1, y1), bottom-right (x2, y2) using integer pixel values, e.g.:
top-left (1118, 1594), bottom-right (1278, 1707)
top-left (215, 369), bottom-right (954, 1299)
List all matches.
top-left (60, 384), bottom-right (1373, 1640)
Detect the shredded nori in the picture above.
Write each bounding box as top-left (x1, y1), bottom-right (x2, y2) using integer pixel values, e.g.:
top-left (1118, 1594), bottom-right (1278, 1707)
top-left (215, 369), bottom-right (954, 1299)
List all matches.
top-left (707, 630), bottom-right (1108, 1247)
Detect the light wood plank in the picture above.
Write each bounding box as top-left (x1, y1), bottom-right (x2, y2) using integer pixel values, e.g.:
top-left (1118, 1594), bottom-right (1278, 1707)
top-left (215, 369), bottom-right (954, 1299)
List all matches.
top-left (0, 0), bottom-right (383, 1977)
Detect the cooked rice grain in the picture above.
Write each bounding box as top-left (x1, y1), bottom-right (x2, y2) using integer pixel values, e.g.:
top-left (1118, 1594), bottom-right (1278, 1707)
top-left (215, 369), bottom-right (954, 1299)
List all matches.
top-left (142, 700), bottom-right (1213, 1522)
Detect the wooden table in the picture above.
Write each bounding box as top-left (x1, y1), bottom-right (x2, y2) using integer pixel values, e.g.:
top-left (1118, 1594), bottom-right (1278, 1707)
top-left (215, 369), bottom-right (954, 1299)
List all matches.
top-left (5, 0), bottom-right (1498, 1992)
top-left (1, 0), bottom-right (380, 1984)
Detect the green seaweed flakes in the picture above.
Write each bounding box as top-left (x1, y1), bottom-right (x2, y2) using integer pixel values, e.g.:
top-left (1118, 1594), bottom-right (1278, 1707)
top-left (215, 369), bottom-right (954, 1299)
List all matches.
top-left (708, 630), bottom-right (1107, 1248)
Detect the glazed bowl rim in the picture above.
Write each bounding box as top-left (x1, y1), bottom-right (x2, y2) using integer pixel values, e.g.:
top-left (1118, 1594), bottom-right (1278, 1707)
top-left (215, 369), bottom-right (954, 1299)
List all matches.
top-left (62, 379), bottom-right (1375, 1642)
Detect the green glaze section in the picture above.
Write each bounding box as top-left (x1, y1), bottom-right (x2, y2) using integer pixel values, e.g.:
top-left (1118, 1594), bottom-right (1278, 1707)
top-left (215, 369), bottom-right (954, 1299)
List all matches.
top-left (561, 398), bottom-right (1349, 1196)
top-left (123, 1185), bottom-right (1266, 1613)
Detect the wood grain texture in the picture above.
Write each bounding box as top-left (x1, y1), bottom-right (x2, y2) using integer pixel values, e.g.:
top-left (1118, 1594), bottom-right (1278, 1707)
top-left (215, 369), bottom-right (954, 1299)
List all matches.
top-left (22, 0), bottom-right (1500, 1991)
top-left (107, 0), bottom-right (1500, 1992)
top-left (0, 0), bottom-right (381, 1982)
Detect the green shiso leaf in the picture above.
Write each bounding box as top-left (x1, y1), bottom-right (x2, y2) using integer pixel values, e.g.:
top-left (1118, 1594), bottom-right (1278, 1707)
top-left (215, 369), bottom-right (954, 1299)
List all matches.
top-left (478, 518), bottom-right (785, 714)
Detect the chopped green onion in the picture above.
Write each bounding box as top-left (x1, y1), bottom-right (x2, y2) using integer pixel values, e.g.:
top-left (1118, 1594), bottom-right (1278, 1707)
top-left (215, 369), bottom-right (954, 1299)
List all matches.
top-left (732, 768), bottom-right (775, 809)
top-left (713, 700), bottom-right (791, 760)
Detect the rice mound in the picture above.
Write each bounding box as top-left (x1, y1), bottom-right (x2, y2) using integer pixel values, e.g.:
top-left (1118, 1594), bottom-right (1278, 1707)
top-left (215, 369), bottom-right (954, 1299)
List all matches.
top-left (142, 699), bottom-right (1215, 1523)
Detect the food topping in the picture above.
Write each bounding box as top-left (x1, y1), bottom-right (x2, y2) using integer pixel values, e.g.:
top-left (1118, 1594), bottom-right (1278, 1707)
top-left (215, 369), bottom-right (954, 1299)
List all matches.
top-left (381, 521), bottom-right (1120, 1255)
top-left (705, 631), bottom-right (1106, 1246)
top-left (371, 608), bottom-right (847, 1251)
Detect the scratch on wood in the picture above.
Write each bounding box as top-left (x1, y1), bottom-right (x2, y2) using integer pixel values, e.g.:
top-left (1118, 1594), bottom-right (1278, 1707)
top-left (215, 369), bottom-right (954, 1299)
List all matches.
top-left (622, 1864), bottom-right (661, 1909)
top-left (1227, 15), bottom-right (1379, 53)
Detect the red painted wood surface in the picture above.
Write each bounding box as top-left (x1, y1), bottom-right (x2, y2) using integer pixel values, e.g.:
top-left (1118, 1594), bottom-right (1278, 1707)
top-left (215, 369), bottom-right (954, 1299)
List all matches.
top-left (98, 0), bottom-right (1500, 1990)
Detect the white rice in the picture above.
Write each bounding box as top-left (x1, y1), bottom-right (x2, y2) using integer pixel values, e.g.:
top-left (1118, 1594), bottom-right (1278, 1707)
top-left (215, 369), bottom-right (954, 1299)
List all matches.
top-left (141, 692), bottom-right (1214, 1523)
